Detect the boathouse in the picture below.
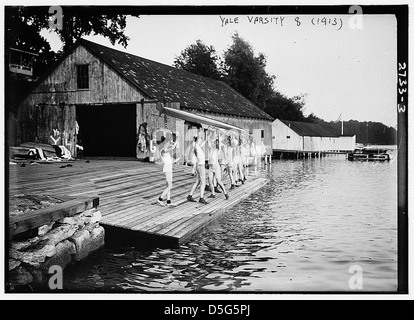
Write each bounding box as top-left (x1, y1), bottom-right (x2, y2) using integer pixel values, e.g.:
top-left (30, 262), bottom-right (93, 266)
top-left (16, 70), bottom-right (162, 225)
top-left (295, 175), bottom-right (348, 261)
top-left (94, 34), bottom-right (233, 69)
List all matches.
top-left (272, 119), bottom-right (356, 155)
top-left (15, 38), bottom-right (273, 161)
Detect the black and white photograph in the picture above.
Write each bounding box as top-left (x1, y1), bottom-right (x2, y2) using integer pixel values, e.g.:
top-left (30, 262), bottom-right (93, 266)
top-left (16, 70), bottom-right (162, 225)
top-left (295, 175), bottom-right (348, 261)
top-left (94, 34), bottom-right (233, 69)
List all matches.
top-left (2, 2), bottom-right (409, 301)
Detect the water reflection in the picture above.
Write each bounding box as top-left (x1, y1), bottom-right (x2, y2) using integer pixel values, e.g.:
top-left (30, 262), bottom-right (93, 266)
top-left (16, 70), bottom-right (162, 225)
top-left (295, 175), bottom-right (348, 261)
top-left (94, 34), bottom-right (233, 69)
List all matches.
top-left (63, 154), bottom-right (398, 292)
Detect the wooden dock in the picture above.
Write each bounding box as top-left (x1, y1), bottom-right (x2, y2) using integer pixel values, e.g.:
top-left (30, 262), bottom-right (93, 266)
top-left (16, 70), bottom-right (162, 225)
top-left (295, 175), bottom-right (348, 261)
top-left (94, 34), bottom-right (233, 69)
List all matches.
top-left (272, 149), bottom-right (347, 160)
top-left (8, 159), bottom-right (268, 247)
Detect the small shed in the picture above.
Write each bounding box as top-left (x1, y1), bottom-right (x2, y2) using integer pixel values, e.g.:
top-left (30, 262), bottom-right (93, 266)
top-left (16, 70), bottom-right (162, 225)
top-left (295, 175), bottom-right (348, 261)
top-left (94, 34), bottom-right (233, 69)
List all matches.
top-left (16, 38), bottom-right (273, 160)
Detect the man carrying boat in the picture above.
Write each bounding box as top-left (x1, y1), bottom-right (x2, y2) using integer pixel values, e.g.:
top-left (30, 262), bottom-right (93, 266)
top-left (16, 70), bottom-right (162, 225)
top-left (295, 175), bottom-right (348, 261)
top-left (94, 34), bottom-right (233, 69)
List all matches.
top-left (187, 132), bottom-right (208, 204)
top-left (157, 136), bottom-right (181, 207)
top-left (207, 135), bottom-right (229, 200)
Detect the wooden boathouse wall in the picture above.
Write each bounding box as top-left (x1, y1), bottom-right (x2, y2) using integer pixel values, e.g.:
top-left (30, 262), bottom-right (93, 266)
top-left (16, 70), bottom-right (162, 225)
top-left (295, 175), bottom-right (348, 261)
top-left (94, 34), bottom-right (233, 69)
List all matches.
top-left (136, 101), bottom-right (184, 161)
top-left (16, 45), bottom-right (184, 158)
top-left (183, 109), bottom-right (273, 152)
top-left (21, 45), bottom-right (147, 105)
top-left (17, 40), bottom-right (272, 161)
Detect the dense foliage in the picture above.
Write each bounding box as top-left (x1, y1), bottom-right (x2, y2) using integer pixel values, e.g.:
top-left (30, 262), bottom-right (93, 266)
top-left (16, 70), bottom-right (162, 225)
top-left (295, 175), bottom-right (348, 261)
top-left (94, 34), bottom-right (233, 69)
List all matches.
top-left (175, 33), bottom-right (397, 145)
top-left (331, 120), bottom-right (397, 145)
top-left (222, 33), bottom-right (275, 110)
top-left (173, 40), bottom-right (222, 80)
top-left (5, 6), bottom-right (138, 76)
top-left (175, 33), bottom-right (319, 123)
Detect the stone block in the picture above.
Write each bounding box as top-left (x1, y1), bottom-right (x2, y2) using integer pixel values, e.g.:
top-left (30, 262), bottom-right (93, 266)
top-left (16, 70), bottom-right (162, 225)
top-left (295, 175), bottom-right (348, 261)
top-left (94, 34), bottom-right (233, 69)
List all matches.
top-left (43, 223), bottom-right (78, 245)
top-left (8, 266), bottom-right (33, 286)
top-left (82, 208), bottom-right (97, 217)
top-left (9, 248), bottom-right (23, 260)
top-left (29, 268), bottom-right (44, 284)
top-left (58, 216), bottom-right (77, 225)
top-left (19, 239), bottom-right (56, 267)
top-left (9, 258), bottom-right (21, 271)
top-left (83, 222), bottom-right (99, 233)
top-left (89, 226), bottom-right (105, 253)
top-left (38, 222), bottom-right (55, 237)
top-left (64, 239), bottom-right (77, 255)
top-left (70, 229), bottom-right (91, 261)
top-left (69, 226), bottom-right (104, 261)
top-left (40, 240), bottom-right (75, 274)
top-left (58, 209), bottom-right (99, 227)
top-left (10, 236), bottom-right (40, 251)
top-left (89, 210), bottom-right (102, 224)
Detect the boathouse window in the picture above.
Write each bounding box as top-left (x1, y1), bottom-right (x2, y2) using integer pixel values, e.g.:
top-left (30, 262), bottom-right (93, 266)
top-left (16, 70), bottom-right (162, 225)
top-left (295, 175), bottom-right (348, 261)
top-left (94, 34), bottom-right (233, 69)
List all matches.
top-left (76, 64), bottom-right (89, 89)
top-left (286, 136), bottom-right (290, 139)
top-left (261, 130), bottom-right (264, 139)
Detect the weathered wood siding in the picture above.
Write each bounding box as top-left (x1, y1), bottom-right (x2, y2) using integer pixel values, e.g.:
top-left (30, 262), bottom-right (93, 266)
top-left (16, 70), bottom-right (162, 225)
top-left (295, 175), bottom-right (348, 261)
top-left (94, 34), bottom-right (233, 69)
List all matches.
top-left (25, 45), bottom-right (146, 105)
top-left (16, 42), bottom-right (274, 160)
top-left (183, 109), bottom-right (273, 155)
top-left (136, 101), bottom-right (179, 138)
top-left (17, 103), bottom-right (77, 155)
top-left (136, 101), bottom-right (181, 161)
top-left (17, 45), bottom-right (150, 155)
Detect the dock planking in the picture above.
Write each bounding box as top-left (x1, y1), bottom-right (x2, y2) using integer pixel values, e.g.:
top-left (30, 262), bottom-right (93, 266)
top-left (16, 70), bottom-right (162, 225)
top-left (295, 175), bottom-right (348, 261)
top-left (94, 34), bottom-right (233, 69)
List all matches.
top-left (9, 159), bottom-right (268, 247)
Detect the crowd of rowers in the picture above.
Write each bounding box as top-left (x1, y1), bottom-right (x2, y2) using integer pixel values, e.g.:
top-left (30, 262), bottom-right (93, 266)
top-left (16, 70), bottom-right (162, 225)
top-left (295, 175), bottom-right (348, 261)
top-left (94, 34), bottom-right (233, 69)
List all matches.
top-left (156, 130), bottom-right (269, 207)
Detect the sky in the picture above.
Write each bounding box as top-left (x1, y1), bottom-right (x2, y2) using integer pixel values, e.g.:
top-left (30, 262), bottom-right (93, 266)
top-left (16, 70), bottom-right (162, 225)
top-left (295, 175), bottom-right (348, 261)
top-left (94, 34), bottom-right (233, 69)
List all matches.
top-left (40, 10), bottom-right (398, 128)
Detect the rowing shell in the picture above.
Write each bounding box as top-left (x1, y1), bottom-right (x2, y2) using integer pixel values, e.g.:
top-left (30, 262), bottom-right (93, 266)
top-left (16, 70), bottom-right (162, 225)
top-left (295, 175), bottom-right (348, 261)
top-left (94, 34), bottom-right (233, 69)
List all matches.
top-left (156, 103), bottom-right (251, 136)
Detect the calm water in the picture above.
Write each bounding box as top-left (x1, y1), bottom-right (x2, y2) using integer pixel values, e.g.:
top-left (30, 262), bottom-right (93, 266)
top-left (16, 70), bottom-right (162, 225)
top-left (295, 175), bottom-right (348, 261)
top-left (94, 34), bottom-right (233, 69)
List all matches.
top-left (63, 152), bottom-right (398, 293)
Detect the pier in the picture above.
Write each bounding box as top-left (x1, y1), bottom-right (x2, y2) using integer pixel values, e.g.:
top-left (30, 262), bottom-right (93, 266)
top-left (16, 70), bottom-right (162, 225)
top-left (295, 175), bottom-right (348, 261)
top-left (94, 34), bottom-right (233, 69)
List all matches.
top-left (272, 149), bottom-right (347, 160)
top-left (9, 160), bottom-right (268, 248)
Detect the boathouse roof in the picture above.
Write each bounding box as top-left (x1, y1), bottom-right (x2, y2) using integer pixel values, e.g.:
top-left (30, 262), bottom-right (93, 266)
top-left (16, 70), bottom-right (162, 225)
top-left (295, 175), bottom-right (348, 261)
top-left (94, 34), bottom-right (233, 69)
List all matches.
top-left (60, 39), bottom-right (273, 121)
top-left (280, 119), bottom-right (340, 137)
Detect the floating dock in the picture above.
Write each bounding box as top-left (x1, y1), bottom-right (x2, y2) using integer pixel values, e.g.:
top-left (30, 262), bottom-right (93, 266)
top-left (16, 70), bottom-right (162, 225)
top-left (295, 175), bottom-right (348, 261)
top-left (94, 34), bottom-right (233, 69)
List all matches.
top-left (9, 160), bottom-right (268, 247)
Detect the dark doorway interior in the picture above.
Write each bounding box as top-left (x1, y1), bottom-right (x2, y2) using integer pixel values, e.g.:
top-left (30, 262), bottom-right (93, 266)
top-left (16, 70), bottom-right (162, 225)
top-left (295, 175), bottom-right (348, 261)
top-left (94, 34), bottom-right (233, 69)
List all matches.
top-left (76, 104), bottom-right (136, 157)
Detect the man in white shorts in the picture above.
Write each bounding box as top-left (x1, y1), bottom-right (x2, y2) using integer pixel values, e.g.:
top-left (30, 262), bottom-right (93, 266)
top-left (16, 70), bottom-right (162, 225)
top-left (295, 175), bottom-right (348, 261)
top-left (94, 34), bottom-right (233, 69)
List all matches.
top-left (187, 132), bottom-right (208, 204)
top-left (207, 138), bottom-right (229, 200)
top-left (157, 138), bottom-right (180, 207)
top-left (226, 136), bottom-right (236, 190)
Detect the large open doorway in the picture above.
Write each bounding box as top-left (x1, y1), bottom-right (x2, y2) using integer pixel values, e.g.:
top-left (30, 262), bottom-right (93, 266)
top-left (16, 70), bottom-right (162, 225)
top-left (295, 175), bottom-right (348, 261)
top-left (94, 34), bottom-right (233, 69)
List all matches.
top-left (76, 104), bottom-right (136, 157)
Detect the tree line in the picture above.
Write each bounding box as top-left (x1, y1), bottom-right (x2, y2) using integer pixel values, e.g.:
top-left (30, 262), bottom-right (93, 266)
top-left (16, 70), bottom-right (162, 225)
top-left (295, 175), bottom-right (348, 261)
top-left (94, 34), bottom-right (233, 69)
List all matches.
top-left (6, 8), bottom-right (397, 145)
top-left (174, 34), bottom-right (397, 145)
top-left (5, 6), bottom-right (138, 76)
top-left (328, 120), bottom-right (397, 145)
top-left (173, 34), bottom-right (316, 123)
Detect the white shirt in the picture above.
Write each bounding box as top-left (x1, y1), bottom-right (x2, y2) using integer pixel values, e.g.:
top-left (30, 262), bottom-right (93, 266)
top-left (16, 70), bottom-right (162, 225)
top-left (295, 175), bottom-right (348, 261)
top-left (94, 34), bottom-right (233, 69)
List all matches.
top-left (209, 148), bottom-right (219, 167)
top-left (194, 143), bottom-right (205, 164)
top-left (227, 146), bottom-right (233, 165)
top-left (161, 149), bottom-right (173, 172)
